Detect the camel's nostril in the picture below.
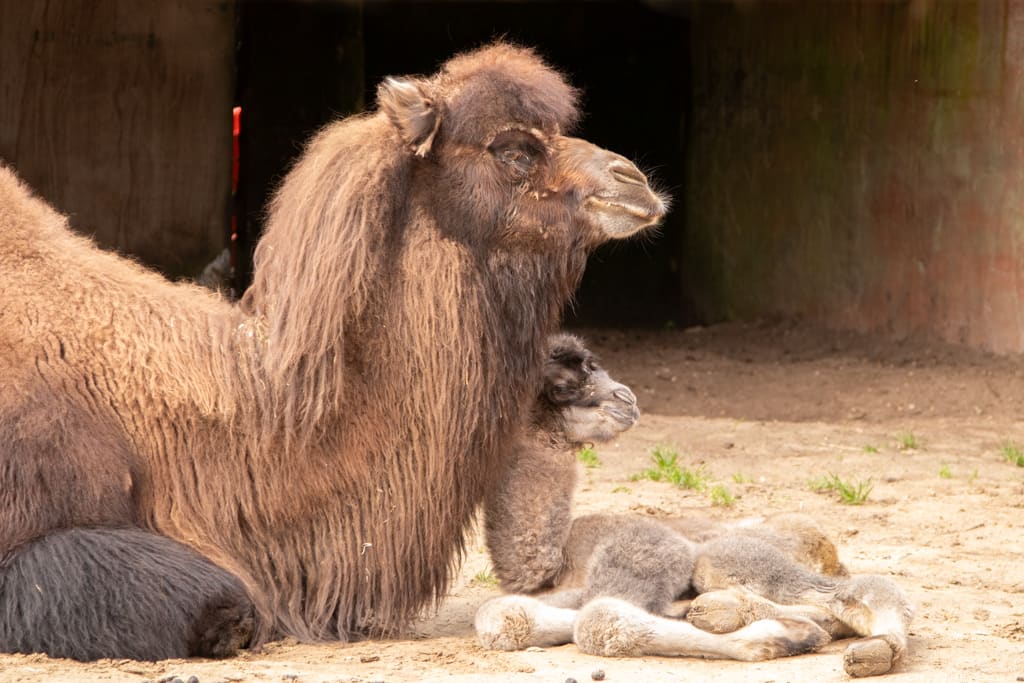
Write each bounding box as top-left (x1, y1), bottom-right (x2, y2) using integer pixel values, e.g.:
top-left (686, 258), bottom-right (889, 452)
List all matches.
top-left (609, 160), bottom-right (647, 187)
top-left (612, 386), bottom-right (637, 406)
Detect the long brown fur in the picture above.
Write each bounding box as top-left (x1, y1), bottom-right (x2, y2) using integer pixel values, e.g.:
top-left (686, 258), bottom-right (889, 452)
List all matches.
top-left (0, 43), bottom-right (666, 647)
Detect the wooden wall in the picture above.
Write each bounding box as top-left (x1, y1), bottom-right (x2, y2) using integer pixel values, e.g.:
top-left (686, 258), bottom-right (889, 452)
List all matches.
top-left (684, 1), bottom-right (1024, 352)
top-left (0, 1), bottom-right (235, 277)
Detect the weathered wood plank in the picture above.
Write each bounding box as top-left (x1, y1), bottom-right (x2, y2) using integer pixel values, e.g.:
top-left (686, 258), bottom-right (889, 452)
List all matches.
top-left (0, 1), bottom-right (235, 277)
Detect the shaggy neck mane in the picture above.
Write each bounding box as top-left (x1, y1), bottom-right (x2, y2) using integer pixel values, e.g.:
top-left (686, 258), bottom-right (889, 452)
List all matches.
top-left (241, 115), bottom-right (406, 447)
top-left (233, 112), bottom-right (586, 641)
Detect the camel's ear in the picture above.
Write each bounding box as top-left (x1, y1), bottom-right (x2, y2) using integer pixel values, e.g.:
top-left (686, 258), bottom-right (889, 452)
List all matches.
top-left (377, 76), bottom-right (441, 157)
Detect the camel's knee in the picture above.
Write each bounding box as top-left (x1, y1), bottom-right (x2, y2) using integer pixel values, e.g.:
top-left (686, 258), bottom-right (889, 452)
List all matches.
top-left (0, 527), bottom-right (253, 661)
top-left (687, 588), bottom-right (777, 633)
top-left (475, 595), bottom-right (576, 651)
top-left (573, 598), bottom-right (656, 657)
top-left (189, 593), bottom-right (256, 658)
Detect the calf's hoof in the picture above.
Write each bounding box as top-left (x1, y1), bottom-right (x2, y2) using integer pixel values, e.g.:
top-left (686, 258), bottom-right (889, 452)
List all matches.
top-left (843, 636), bottom-right (896, 677)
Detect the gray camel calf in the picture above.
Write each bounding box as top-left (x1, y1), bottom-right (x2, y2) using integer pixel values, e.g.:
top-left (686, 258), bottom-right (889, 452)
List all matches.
top-left (477, 334), bottom-right (913, 677)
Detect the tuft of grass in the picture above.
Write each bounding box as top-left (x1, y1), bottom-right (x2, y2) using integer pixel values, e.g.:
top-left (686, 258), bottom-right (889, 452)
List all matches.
top-left (709, 484), bottom-right (735, 507)
top-left (1000, 442), bottom-right (1024, 467)
top-left (863, 444), bottom-right (879, 454)
top-left (473, 567), bottom-right (498, 587)
top-left (577, 446), bottom-right (601, 469)
top-left (731, 472), bottom-right (751, 484)
top-left (938, 464), bottom-right (952, 479)
top-left (631, 445), bottom-right (709, 491)
top-left (835, 478), bottom-right (873, 505)
top-left (612, 485), bottom-right (632, 494)
top-left (808, 475), bottom-right (834, 492)
top-left (809, 472), bottom-right (873, 505)
top-left (897, 432), bottom-right (919, 450)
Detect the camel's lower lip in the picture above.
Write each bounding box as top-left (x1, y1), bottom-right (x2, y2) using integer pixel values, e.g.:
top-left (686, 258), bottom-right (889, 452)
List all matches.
top-left (602, 404), bottom-right (640, 427)
top-left (586, 196), bottom-right (667, 238)
top-left (589, 195), bottom-right (667, 220)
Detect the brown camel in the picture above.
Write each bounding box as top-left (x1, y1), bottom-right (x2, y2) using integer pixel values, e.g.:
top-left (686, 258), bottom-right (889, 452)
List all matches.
top-left (0, 42), bottom-right (666, 657)
top-left (476, 336), bottom-right (912, 675)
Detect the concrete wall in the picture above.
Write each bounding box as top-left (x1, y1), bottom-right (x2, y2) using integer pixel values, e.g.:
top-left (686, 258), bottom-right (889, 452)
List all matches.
top-left (684, 1), bottom-right (1024, 352)
top-left (0, 1), bottom-right (235, 278)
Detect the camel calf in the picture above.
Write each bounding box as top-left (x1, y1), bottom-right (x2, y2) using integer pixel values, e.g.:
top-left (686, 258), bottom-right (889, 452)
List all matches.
top-left (478, 335), bottom-right (913, 676)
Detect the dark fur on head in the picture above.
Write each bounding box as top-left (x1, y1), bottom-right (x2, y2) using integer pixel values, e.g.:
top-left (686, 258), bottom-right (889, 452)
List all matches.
top-left (539, 334), bottom-right (640, 443)
top-left (0, 42), bottom-right (664, 650)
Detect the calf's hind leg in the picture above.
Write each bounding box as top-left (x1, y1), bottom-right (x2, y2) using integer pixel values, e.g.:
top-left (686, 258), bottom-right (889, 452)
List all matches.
top-left (688, 536), bottom-right (913, 677)
top-left (574, 597), bottom-right (828, 661)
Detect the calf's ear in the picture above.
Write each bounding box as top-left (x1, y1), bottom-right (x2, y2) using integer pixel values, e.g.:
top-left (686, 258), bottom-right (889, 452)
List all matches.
top-left (377, 77), bottom-right (441, 157)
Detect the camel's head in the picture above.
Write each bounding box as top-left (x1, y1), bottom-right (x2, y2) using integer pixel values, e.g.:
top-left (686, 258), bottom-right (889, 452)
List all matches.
top-left (376, 43), bottom-right (668, 251)
top-left (540, 334), bottom-right (639, 444)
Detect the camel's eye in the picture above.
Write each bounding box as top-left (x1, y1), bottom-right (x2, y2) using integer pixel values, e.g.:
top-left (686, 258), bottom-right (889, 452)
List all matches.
top-left (500, 148), bottom-right (532, 174)
top-left (489, 130), bottom-right (545, 177)
top-left (550, 382), bottom-right (579, 404)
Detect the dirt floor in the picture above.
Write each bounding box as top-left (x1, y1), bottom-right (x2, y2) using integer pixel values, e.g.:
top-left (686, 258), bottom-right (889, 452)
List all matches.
top-left (3, 321), bottom-right (1023, 683)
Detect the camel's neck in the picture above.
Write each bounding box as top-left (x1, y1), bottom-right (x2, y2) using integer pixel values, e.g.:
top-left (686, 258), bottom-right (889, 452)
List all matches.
top-left (484, 430), bottom-right (578, 593)
top-left (205, 185), bottom-right (591, 640)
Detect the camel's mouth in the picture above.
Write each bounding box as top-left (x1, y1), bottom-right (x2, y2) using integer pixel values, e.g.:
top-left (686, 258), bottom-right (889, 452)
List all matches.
top-left (559, 138), bottom-right (669, 238)
top-left (586, 193), bottom-right (668, 239)
top-left (561, 399), bottom-right (639, 445)
top-left (600, 401), bottom-right (641, 429)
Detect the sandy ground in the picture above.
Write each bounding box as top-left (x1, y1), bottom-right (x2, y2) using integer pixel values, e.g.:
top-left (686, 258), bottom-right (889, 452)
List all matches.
top-left (2, 321), bottom-right (1023, 683)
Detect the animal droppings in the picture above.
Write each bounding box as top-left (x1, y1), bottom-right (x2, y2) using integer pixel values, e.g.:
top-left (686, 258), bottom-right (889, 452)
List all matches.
top-left (591, 671), bottom-right (606, 681)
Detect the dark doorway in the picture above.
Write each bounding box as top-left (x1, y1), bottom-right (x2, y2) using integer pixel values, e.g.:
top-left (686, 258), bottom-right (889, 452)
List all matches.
top-left (237, 1), bottom-right (690, 327)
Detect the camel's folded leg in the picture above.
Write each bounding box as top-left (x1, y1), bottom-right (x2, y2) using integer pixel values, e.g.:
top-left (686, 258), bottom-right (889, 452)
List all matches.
top-left (475, 595), bottom-right (578, 651)
top-left (834, 576), bottom-right (914, 678)
top-left (687, 587), bottom-right (849, 638)
top-left (687, 577), bottom-right (913, 677)
top-left (573, 597), bottom-right (828, 661)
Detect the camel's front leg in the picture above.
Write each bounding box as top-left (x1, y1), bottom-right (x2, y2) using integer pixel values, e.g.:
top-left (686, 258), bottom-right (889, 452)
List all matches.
top-left (474, 593), bottom-right (581, 650)
top-left (687, 586), bottom-right (849, 637)
top-left (685, 577), bottom-right (913, 677)
top-left (573, 597), bottom-right (828, 661)
top-left (834, 575), bottom-right (914, 677)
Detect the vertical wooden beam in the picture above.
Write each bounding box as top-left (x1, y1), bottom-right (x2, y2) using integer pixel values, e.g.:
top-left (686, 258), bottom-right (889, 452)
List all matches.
top-left (0, 1), bottom-right (235, 277)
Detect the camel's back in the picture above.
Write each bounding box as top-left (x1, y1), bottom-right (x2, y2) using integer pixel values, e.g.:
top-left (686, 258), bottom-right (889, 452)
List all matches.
top-left (0, 164), bottom-right (236, 348)
top-left (0, 164), bottom-right (243, 440)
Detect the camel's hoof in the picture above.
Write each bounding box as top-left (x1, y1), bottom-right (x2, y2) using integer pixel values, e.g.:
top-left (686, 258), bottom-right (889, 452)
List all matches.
top-left (190, 600), bottom-right (255, 657)
top-left (475, 596), bottom-right (538, 651)
top-left (687, 592), bottom-right (746, 633)
top-left (843, 636), bottom-right (896, 677)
